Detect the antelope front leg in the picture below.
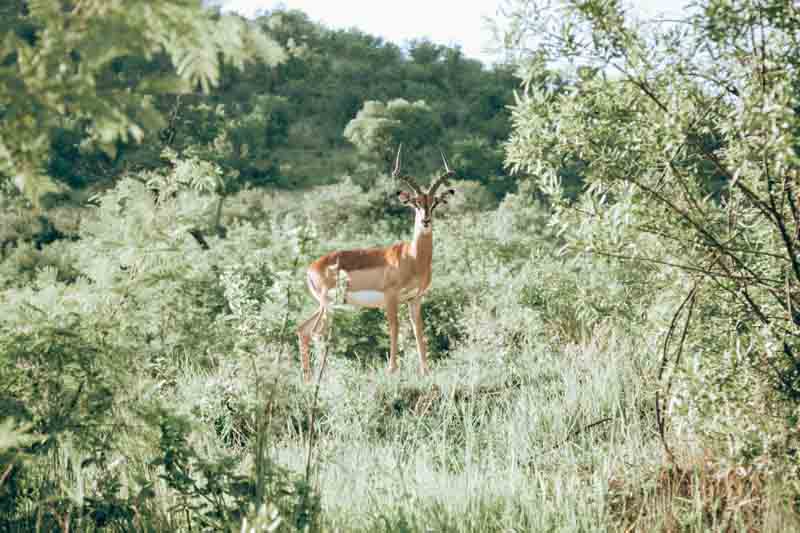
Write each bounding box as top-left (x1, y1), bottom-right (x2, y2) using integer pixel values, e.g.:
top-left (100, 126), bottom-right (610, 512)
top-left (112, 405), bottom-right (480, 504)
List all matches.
top-left (385, 295), bottom-right (400, 373)
top-left (408, 299), bottom-right (429, 375)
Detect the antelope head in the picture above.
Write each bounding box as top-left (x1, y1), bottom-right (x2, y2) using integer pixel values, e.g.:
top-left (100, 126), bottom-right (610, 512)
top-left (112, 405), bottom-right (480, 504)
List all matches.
top-left (393, 145), bottom-right (456, 231)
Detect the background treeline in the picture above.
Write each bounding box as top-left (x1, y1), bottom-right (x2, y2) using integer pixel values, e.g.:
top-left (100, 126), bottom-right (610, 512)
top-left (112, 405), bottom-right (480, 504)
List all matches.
top-left (3, 0), bottom-right (800, 532)
top-left (36, 8), bottom-right (518, 198)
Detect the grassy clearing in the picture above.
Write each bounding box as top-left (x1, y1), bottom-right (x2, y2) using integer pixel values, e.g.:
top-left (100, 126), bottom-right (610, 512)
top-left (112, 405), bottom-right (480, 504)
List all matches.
top-left (204, 320), bottom-right (795, 533)
top-left (238, 327), bottom-right (658, 531)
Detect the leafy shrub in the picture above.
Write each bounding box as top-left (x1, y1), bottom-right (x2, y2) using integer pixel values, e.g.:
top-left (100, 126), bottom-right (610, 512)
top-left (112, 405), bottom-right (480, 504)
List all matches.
top-left (0, 155), bottom-right (316, 531)
top-left (503, 0), bottom-right (800, 471)
top-left (146, 407), bottom-right (319, 532)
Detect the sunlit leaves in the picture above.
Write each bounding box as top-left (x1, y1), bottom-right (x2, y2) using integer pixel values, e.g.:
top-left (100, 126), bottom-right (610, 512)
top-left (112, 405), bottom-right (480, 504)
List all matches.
top-left (503, 0), bottom-right (800, 462)
top-left (0, 0), bottom-right (284, 206)
top-left (344, 98), bottom-right (444, 175)
top-left (0, 419), bottom-right (43, 456)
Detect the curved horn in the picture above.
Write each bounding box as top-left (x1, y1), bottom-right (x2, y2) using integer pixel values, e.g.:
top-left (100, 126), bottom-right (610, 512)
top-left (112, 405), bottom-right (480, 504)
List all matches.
top-left (441, 150), bottom-right (451, 174)
top-left (392, 144), bottom-right (403, 179)
top-left (427, 151), bottom-right (455, 196)
top-left (392, 144), bottom-right (423, 194)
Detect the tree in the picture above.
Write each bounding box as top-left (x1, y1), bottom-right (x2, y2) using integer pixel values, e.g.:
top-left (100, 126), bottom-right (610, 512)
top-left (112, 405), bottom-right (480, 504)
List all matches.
top-left (503, 0), bottom-right (800, 460)
top-left (343, 98), bottom-right (444, 176)
top-left (0, 0), bottom-right (285, 205)
top-left (450, 136), bottom-right (509, 198)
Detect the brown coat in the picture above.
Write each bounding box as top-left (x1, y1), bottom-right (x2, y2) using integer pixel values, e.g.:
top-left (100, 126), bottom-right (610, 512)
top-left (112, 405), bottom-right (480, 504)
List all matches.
top-left (308, 231), bottom-right (432, 300)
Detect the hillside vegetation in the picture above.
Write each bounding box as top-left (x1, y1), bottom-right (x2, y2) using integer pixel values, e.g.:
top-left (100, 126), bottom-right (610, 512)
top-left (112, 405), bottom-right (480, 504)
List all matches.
top-left (2, 1), bottom-right (800, 531)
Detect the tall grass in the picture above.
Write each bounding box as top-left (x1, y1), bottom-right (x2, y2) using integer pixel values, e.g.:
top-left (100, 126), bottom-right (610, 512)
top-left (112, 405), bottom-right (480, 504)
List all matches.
top-left (4, 183), bottom-right (799, 531)
top-left (5, 299), bottom-right (796, 531)
top-left (235, 320), bottom-right (794, 532)
top-left (257, 327), bottom-right (650, 531)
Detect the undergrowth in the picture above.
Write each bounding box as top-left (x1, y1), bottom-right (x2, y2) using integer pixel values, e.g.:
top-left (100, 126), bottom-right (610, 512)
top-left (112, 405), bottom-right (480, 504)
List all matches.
top-left (2, 174), bottom-right (800, 531)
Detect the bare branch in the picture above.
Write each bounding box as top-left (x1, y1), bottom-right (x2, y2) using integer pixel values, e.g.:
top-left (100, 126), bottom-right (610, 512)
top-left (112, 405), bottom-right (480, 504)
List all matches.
top-left (575, 247), bottom-right (781, 284)
top-left (552, 417), bottom-right (613, 450)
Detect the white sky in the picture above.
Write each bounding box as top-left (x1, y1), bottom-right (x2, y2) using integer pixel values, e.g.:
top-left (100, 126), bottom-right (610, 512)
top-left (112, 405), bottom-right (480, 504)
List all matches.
top-left (219, 1), bottom-right (687, 64)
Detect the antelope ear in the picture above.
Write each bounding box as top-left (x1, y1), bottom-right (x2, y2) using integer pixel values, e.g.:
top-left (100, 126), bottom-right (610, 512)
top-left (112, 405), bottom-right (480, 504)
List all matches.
top-left (434, 190), bottom-right (454, 205)
top-left (397, 190), bottom-right (414, 205)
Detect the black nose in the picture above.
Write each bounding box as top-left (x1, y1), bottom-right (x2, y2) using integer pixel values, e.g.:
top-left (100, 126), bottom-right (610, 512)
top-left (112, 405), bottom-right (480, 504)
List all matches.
top-left (423, 219), bottom-right (431, 226)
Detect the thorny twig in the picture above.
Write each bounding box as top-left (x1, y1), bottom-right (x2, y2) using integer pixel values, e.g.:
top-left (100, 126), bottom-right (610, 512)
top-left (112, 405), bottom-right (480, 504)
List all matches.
top-left (552, 417), bottom-right (614, 450)
top-left (655, 284), bottom-right (697, 463)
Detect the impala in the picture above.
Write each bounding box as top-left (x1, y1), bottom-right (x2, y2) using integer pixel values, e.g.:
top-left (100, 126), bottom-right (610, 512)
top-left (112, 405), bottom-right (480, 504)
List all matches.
top-left (296, 147), bottom-right (456, 382)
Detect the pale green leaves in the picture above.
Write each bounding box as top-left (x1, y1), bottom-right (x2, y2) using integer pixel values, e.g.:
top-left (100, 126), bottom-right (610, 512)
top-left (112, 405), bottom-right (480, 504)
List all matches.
top-left (502, 0), bottom-right (800, 460)
top-left (343, 100), bottom-right (401, 155)
top-left (0, 419), bottom-right (43, 454)
top-left (344, 98), bottom-right (441, 175)
top-left (0, 0), bottom-right (285, 206)
top-left (0, 419), bottom-right (44, 487)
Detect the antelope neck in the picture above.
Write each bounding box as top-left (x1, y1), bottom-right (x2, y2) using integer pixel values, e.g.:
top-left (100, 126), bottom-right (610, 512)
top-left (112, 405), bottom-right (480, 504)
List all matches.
top-left (411, 216), bottom-right (433, 274)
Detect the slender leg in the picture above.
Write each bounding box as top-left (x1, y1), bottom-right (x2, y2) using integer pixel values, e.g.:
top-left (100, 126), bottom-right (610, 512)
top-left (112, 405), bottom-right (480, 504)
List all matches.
top-left (385, 294), bottom-right (400, 373)
top-left (408, 299), bottom-right (429, 375)
top-left (296, 280), bottom-right (330, 383)
top-left (298, 332), bottom-right (312, 382)
top-left (297, 309), bottom-right (321, 383)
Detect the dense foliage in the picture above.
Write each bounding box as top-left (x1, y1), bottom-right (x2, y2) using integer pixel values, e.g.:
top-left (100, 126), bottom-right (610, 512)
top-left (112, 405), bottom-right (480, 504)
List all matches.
top-left (504, 0), bottom-right (800, 465)
top-left (15, 7), bottom-right (519, 199)
top-left (0, 0), bottom-right (284, 204)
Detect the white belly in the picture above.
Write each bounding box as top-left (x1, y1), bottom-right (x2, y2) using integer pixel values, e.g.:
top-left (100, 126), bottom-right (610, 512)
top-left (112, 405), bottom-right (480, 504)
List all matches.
top-left (345, 290), bottom-right (385, 307)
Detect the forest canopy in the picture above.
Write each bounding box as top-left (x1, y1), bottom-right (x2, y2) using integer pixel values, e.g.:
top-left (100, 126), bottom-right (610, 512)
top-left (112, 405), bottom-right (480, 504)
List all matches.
top-left (1, 2), bottom-right (519, 206)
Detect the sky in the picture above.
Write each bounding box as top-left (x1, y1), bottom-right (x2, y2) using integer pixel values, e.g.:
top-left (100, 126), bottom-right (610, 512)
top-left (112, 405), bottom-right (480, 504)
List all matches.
top-left (218, 0), bottom-right (687, 65)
